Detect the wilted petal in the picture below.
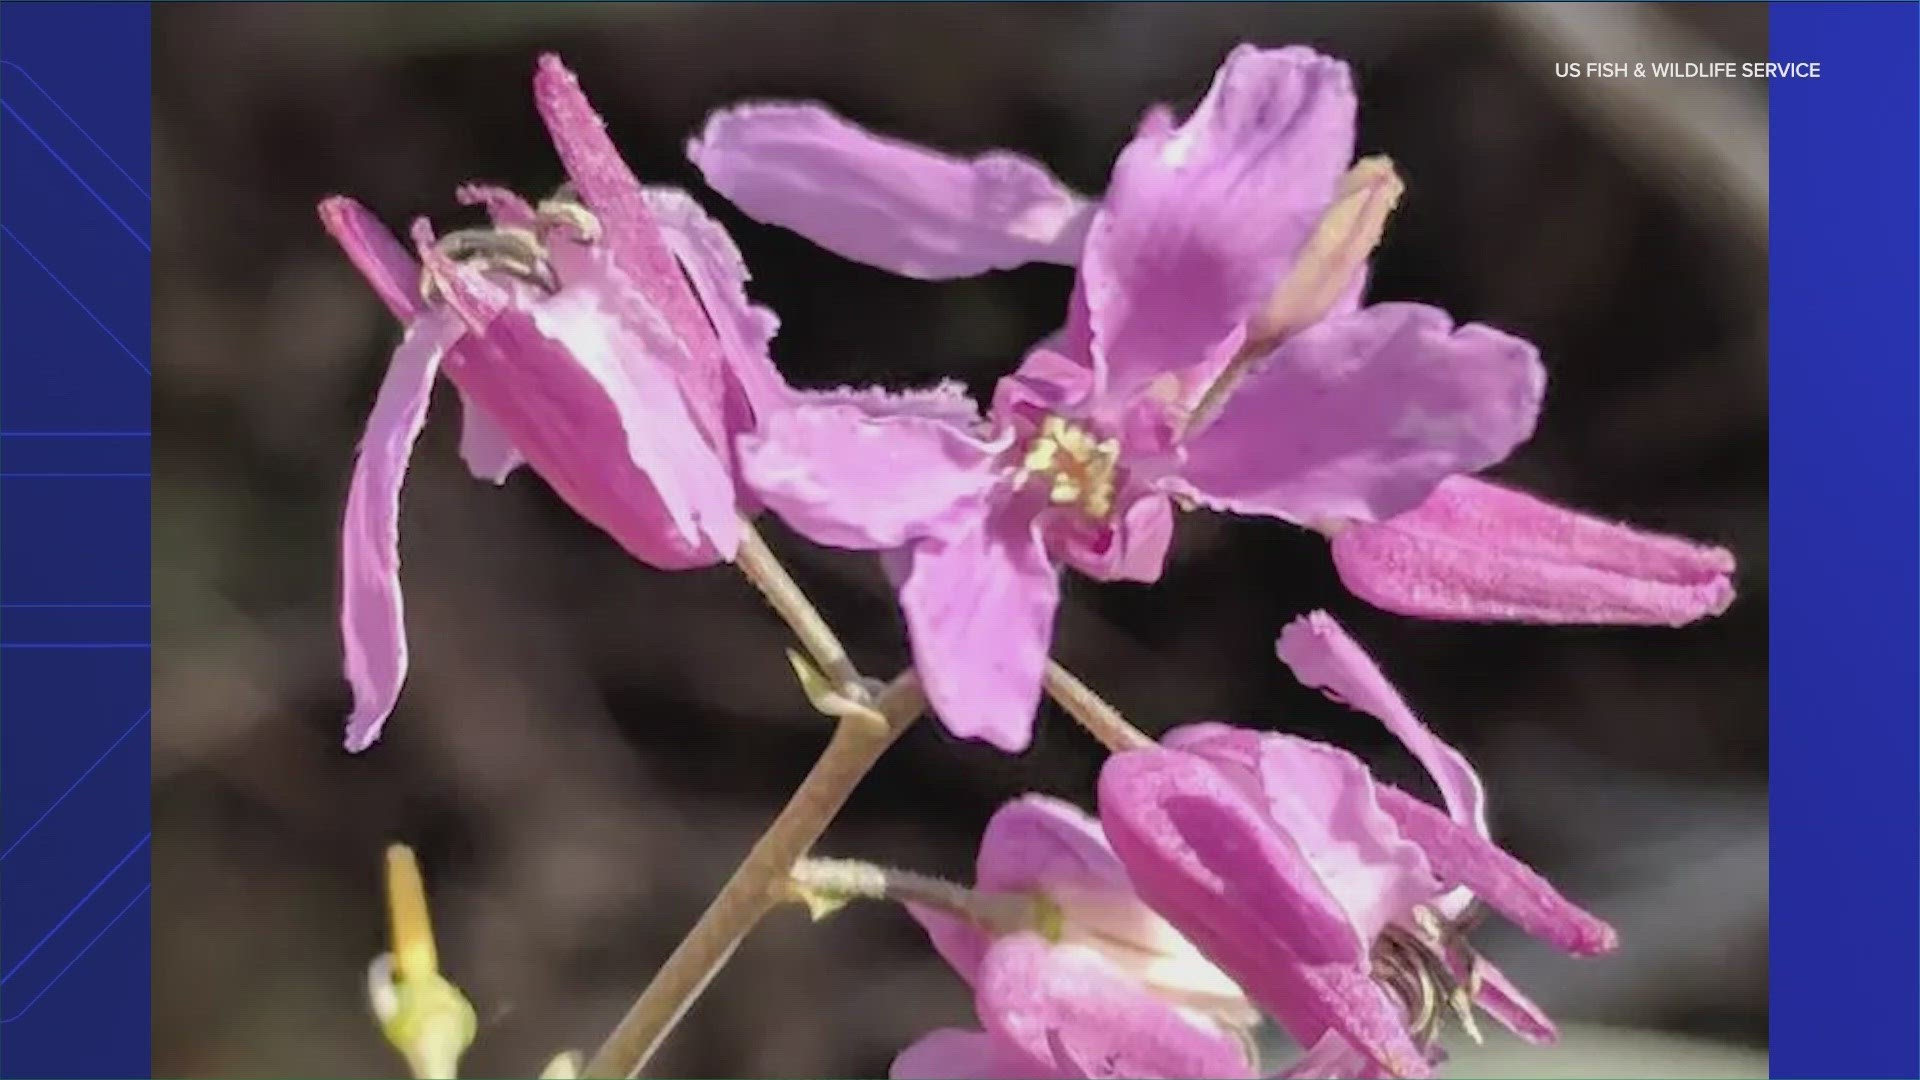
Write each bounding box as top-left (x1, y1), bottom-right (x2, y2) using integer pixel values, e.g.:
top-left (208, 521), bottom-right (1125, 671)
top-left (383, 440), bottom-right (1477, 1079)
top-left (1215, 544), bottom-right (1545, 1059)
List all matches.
top-left (892, 1029), bottom-right (1044, 1080)
top-left (1330, 476), bottom-right (1736, 626)
top-left (690, 102), bottom-right (1093, 279)
top-left (418, 223), bottom-right (739, 567)
top-left (341, 312), bottom-right (463, 752)
top-left (898, 505), bottom-right (1060, 751)
top-left (738, 400), bottom-right (1001, 550)
top-left (456, 393), bottom-right (524, 484)
top-left (1276, 611), bottom-right (1488, 837)
top-left (1179, 304), bottom-right (1544, 526)
top-left (1375, 786), bottom-right (1618, 957)
top-left (642, 185), bottom-right (792, 426)
top-left (977, 934), bottom-right (1257, 1079)
top-left (1083, 46), bottom-right (1356, 398)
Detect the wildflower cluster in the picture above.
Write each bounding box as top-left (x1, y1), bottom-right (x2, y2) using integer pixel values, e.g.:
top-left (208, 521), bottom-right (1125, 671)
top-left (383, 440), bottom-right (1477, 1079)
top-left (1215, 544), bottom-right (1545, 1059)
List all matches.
top-left (324, 47), bottom-right (1734, 1080)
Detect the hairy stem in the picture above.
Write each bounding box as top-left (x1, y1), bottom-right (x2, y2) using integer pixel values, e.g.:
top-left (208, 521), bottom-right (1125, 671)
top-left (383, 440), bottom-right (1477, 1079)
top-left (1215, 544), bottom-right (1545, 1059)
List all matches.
top-left (735, 519), bottom-right (864, 692)
top-left (786, 857), bottom-right (1039, 933)
top-left (1043, 661), bottom-right (1155, 752)
top-left (583, 671), bottom-right (924, 1079)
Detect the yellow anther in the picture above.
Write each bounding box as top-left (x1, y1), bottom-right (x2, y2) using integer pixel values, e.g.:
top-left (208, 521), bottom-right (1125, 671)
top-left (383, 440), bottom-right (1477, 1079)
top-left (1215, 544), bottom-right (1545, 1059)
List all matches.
top-left (1022, 440), bottom-right (1060, 473)
top-left (419, 226), bottom-right (558, 303)
top-left (1014, 414), bottom-right (1122, 521)
top-left (535, 199), bottom-right (602, 243)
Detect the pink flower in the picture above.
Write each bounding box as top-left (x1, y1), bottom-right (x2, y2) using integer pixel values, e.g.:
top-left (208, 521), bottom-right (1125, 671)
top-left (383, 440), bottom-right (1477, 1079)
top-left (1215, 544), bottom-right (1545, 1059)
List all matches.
top-left (323, 56), bottom-right (787, 751)
top-left (896, 796), bottom-right (1259, 1079)
top-left (1328, 475), bottom-right (1736, 627)
top-left (1098, 612), bottom-right (1617, 1079)
top-left (694, 40), bottom-right (1737, 657)
top-left (713, 46), bottom-right (1545, 751)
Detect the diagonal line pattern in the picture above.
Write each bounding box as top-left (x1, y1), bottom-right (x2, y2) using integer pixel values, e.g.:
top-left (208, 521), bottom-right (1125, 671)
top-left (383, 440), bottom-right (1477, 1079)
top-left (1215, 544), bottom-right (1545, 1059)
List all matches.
top-left (1, 883), bottom-right (150, 1024)
top-left (0, 98), bottom-right (150, 250)
top-left (1, 833), bottom-right (149, 985)
top-left (0, 225), bottom-right (151, 373)
top-left (0, 62), bottom-right (151, 199)
top-left (1, 709), bottom-right (150, 860)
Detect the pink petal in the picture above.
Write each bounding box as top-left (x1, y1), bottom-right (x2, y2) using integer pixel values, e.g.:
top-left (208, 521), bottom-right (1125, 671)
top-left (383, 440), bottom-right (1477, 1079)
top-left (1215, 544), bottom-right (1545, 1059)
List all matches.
top-left (417, 222), bottom-right (739, 568)
top-left (1178, 303), bottom-right (1545, 526)
top-left (340, 311), bottom-right (462, 752)
top-left (907, 903), bottom-right (995, 990)
top-left (1101, 740), bottom-right (1366, 963)
top-left (976, 934), bottom-right (1256, 1079)
top-left (977, 795), bottom-right (1130, 894)
top-left (323, 198), bottom-right (529, 488)
top-left (1249, 157), bottom-right (1402, 349)
top-left (804, 380), bottom-right (983, 425)
top-left (1251, 736), bottom-right (1440, 945)
top-left (1278, 963), bottom-right (1435, 1080)
top-left (1469, 959), bottom-right (1559, 1045)
top-left (910, 796), bottom-right (1131, 990)
top-left (993, 346), bottom-right (1099, 425)
top-left (689, 102), bottom-right (1093, 280)
top-left (1050, 491), bottom-right (1176, 584)
top-left (892, 1029), bottom-right (1048, 1080)
top-left (736, 399), bottom-right (1001, 550)
top-left (1276, 611), bottom-right (1488, 838)
top-left (1277, 1034), bottom-right (1390, 1080)
top-left (532, 55), bottom-right (732, 433)
top-left (319, 196), bottom-right (424, 322)
top-left (456, 392), bottom-right (524, 484)
top-left (1330, 476), bottom-right (1737, 626)
top-left (1098, 747), bottom-right (1433, 1079)
top-left (1150, 727), bottom-right (1439, 944)
top-left (897, 505), bottom-right (1060, 751)
top-left (642, 185), bottom-right (792, 427)
top-left (1375, 786), bottom-right (1618, 957)
top-left (1082, 46), bottom-right (1356, 398)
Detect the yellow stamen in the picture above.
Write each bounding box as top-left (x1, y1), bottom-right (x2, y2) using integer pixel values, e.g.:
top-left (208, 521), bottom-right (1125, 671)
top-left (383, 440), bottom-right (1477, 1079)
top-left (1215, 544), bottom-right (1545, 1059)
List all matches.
top-left (1014, 414), bottom-right (1121, 520)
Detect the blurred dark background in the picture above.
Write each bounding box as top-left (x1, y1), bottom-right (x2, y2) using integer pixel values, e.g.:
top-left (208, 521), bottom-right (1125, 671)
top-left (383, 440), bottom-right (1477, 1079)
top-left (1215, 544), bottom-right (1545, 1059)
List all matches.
top-left (152, 4), bottom-right (1767, 1077)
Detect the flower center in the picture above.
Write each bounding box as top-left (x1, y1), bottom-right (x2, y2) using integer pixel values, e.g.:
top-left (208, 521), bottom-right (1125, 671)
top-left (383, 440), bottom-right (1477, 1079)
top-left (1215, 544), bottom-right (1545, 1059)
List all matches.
top-left (418, 186), bottom-right (602, 302)
top-left (1013, 414), bottom-right (1121, 520)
